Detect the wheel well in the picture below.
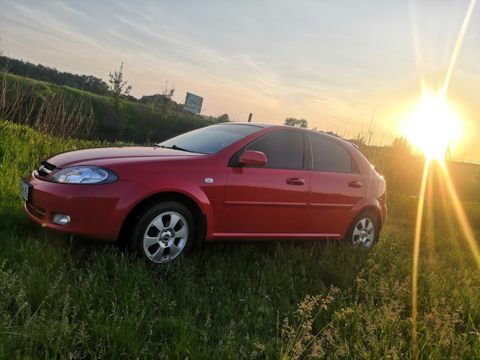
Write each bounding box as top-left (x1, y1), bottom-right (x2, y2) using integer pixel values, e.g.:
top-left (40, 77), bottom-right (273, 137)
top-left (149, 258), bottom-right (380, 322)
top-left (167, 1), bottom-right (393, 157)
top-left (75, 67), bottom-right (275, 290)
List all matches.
top-left (357, 206), bottom-right (383, 229)
top-left (343, 206), bottom-right (383, 241)
top-left (117, 192), bottom-right (207, 249)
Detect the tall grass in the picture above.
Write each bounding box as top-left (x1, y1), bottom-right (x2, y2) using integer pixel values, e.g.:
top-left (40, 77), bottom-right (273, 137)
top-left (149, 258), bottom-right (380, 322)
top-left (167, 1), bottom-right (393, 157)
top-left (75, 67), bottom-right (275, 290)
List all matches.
top-left (0, 120), bottom-right (479, 358)
top-left (0, 120), bottom-right (109, 229)
top-left (0, 71), bottom-right (225, 144)
top-left (0, 72), bottom-right (94, 139)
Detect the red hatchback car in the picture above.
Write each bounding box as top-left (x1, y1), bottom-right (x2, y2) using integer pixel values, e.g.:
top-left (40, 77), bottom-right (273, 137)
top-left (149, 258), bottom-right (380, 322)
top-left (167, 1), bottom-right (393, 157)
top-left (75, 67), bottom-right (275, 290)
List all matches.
top-left (22, 123), bottom-right (387, 264)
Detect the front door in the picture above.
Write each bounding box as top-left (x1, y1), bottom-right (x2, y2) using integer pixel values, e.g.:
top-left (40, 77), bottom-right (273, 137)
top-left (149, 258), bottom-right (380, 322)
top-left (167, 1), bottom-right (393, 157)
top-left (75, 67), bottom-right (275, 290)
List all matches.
top-left (220, 129), bottom-right (309, 236)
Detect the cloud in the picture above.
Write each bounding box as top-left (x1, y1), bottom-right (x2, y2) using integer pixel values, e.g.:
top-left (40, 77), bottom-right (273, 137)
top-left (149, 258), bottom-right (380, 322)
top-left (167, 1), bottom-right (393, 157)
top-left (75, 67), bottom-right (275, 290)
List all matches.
top-left (1, 0), bottom-right (479, 160)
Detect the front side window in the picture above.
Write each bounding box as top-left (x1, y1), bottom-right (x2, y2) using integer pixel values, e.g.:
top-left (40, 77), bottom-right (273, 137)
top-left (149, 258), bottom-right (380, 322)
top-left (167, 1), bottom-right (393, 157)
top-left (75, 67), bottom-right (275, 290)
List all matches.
top-left (310, 133), bottom-right (354, 173)
top-left (158, 124), bottom-right (261, 154)
top-left (243, 130), bottom-right (305, 170)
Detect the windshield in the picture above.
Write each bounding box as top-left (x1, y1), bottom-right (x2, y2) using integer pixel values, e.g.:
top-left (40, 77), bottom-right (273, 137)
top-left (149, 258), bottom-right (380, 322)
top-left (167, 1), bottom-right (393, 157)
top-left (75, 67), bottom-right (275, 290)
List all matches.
top-left (157, 124), bottom-right (262, 154)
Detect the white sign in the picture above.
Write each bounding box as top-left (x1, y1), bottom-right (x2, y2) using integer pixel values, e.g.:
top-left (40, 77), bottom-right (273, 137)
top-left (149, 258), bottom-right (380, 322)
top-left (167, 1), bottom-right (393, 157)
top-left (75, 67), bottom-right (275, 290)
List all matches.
top-left (184, 92), bottom-right (203, 114)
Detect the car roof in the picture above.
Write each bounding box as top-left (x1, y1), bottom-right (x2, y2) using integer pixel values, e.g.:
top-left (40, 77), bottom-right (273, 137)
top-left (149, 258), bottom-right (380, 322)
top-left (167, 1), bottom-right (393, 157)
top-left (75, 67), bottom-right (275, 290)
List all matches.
top-left (218, 122), bottom-right (274, 128)
top-left (222, 122), bottom-right (355, 148)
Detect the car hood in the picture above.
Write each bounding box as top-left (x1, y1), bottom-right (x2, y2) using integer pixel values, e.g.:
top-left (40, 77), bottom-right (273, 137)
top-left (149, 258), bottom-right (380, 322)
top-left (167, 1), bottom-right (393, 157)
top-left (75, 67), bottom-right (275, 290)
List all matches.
top-left (47, 146), bottom-right (204, 168)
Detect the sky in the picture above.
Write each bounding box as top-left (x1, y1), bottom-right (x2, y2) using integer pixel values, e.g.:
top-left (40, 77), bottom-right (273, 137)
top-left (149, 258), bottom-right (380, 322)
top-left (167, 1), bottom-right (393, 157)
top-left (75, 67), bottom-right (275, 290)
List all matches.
top-left (1, 0), bottom-right (479, 161)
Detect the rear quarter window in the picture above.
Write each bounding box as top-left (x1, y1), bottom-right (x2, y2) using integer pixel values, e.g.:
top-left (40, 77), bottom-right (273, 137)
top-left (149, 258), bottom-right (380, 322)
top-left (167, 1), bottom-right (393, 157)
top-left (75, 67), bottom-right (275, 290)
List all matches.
top-left (309, 133), bottom-right (356, 173)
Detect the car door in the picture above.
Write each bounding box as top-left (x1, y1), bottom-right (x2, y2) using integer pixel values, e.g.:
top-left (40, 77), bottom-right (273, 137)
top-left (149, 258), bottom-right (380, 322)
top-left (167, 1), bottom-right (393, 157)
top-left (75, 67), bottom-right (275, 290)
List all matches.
top-left (306, 133), bottom-right (366, 236)
top-left (219, 129), bottom-right (309, 236)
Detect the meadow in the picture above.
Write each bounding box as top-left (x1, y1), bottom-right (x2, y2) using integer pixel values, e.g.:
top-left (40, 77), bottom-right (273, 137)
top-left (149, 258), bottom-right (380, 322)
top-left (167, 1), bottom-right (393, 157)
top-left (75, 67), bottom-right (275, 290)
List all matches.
top-left (0, 71), bottom-right (225, 144)
top-left (0, 120), bottom-right (479, 359)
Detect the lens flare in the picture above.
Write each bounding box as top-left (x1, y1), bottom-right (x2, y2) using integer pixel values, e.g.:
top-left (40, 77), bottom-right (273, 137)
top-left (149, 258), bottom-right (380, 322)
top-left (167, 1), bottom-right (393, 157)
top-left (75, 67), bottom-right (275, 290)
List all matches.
top-left (439, 162), bottom-right (480, 269)
top-left (401, 90), bottom-right (463, 161)
top-left (408, 0), bottom-right (477, 357)
top-left (411, 160), bottom-right (430, 355)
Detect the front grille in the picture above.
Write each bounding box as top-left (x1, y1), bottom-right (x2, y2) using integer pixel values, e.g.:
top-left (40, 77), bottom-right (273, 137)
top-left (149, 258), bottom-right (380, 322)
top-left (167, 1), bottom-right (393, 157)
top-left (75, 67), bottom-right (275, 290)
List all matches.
top-left (37, 161), bottom-right (56, 177)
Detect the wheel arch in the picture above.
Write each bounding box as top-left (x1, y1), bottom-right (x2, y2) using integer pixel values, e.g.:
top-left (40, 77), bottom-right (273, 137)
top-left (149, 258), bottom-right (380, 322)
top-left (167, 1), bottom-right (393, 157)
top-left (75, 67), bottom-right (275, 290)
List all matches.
top-left (117, 191), bottom-right (207, 249)
top-left (344, 203), bottom-right (383, 239)
top-left (358, 205), bottom-right (383, 227)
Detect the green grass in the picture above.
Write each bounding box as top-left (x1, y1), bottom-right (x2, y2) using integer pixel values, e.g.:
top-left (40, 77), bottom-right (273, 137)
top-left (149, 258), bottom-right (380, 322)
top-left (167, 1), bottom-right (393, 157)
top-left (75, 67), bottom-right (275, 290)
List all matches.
top-left (1, 120), bottom-right (479, 358)
top-left (0, 72), bottom-right (223, 144)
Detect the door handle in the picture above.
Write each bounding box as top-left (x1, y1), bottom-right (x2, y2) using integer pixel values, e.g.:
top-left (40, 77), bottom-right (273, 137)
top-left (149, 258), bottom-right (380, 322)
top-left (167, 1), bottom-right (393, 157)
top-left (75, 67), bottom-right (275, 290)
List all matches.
top-left (348, 180), bottom-right (363, 188)
top-left (286, 177), bottom-right (305, 185)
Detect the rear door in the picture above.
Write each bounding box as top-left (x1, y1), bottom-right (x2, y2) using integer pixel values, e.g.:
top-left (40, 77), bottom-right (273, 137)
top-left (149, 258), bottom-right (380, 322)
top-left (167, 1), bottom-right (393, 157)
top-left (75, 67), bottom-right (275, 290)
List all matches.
top-left (306, 133), bottom-right (366, 236)
top-left (220, 129), bottom-right (309, 236)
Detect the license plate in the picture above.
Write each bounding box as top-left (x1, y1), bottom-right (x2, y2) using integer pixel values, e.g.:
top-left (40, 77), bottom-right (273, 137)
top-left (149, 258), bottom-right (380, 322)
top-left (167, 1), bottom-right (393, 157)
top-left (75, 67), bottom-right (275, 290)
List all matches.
top-left (20, 179), bottom-right (31, 202)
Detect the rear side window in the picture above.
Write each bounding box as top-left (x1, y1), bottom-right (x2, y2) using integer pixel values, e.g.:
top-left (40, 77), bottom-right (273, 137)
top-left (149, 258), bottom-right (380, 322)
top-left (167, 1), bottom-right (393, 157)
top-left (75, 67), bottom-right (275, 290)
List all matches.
top-left (245, 130), bottom-right (304, 170)
top-left (310, 133), bottom-right (354, 173)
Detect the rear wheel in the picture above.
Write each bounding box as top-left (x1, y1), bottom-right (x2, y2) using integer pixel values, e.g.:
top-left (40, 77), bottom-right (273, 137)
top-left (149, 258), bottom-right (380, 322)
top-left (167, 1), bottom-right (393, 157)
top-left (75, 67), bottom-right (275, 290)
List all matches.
top-left (130, 201), bottom-right (195, 264)
top-left (346, 211), bottom-right (379, 248)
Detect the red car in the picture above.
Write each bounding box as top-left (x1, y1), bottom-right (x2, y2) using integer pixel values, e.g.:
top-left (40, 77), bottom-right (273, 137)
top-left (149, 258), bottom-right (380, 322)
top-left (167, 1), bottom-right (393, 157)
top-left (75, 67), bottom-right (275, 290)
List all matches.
top-left (22, 123), bottom-right (387, 264)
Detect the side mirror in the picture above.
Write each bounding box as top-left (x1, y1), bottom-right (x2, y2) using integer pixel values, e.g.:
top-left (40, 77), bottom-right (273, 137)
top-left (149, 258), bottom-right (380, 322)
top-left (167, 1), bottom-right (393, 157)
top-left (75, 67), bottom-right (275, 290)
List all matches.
top-left (239, 150), bottom-right (267, 166)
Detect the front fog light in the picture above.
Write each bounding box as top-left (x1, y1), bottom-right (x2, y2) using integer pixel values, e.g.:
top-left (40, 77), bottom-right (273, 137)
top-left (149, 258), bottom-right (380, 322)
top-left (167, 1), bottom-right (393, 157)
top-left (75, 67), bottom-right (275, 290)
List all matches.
top-left (53, 213), bottom-right (71, 226)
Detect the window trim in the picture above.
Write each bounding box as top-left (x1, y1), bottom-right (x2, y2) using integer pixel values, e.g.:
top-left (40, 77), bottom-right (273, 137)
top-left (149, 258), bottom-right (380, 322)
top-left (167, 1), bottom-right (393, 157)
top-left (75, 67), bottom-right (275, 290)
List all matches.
top-left (307, 132), bottom-right (359, 174)
top-left (228, 129), bottom-right (308, 171)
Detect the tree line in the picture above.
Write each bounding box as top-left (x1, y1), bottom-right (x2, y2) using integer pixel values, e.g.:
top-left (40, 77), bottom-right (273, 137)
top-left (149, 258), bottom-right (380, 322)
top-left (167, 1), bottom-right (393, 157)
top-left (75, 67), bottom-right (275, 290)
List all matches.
top-left (0, 58), bottom-right (228, 143)
top-left (0, 55), bottom-right (110, 95)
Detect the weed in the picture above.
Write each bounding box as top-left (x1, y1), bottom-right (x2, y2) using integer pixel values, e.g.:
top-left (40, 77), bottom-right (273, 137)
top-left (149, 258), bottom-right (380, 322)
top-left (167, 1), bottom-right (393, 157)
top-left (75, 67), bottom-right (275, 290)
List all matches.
top-left (0, 120), bottom-right (479, 358)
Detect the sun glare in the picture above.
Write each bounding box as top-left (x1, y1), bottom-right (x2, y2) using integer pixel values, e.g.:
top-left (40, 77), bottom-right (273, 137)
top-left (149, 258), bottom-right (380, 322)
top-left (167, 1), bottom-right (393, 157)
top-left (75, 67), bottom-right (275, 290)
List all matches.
top-left (401, 90), bottom-right (464, 161)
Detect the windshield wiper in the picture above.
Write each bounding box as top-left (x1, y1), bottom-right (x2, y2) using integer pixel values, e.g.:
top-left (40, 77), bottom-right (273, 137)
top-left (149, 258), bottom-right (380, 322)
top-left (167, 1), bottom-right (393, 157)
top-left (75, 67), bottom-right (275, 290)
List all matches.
top-left (154, 144), bottom-right (200, 153)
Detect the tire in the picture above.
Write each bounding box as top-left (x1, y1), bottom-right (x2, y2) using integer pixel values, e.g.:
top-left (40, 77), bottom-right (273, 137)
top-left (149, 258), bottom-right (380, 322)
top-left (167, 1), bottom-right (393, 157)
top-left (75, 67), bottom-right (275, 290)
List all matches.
top-left (345, 211), bottom-right (379, 248)
top-left (129, 201), bottom-right (195, 264)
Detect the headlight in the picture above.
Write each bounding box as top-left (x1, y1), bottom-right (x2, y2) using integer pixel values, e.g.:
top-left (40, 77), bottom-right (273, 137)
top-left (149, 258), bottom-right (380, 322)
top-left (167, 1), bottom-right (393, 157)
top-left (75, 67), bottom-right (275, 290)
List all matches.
top-left (51, 166), bottom-right (118, 184)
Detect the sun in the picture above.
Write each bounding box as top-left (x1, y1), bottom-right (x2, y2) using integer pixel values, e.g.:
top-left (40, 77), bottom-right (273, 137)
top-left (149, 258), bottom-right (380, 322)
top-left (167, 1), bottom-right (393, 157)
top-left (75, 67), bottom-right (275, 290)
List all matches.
top-left (400, 90), bottom-right (464, 161)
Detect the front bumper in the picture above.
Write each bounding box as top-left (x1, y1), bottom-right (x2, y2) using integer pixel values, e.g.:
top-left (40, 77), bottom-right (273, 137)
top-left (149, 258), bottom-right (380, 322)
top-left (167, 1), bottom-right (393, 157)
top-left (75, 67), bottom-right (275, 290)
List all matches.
top-left (23, 174), bottom-right (149, 241)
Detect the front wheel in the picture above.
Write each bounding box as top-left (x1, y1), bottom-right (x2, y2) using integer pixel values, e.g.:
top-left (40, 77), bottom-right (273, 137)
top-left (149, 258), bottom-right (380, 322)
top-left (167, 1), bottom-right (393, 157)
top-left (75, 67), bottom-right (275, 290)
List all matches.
top-left (130, 201), bottom-right (195, 264)
top-left (345, 211), bottom-right (379, 248)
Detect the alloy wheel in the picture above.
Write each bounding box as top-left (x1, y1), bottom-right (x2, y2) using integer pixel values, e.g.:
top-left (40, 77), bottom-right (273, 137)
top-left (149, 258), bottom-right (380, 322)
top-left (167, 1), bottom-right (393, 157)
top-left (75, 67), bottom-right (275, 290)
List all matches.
top-left (352, 217), bottom-right (376, 248)
top-left (143, 211), bottom-right (189, 263)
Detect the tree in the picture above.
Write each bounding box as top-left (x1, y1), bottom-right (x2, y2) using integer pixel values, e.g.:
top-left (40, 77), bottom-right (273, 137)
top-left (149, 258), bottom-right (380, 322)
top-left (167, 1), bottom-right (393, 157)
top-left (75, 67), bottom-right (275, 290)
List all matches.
top-left (141, 83), bottom-right (176, 143)
top-left (218, 114), bottom-right (230, 122)
top-left (284, 117), bottom-right (308, 128)
top-left (0, 55), bottom-right (109, 96)
top-left (108, 62), bottom-right (132, 109)
top-left (391, 136), bottom-right (412, 154)
top-left (325, 131), bottom-right (340, 138)
top-left (155, 82), bottom-right (175, 120)
top-left (354, 132), bottom-right (366, 146)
